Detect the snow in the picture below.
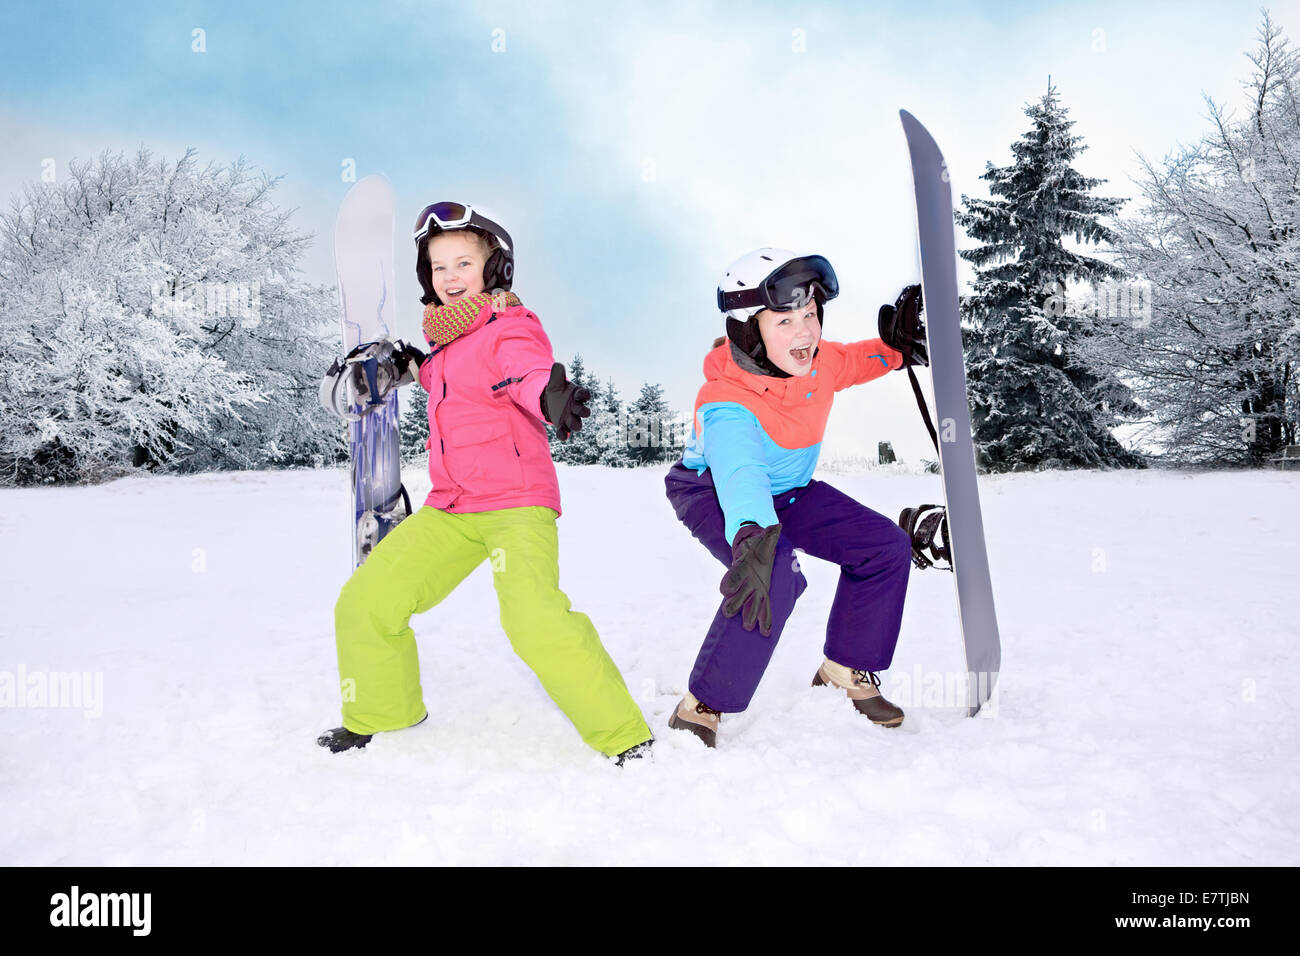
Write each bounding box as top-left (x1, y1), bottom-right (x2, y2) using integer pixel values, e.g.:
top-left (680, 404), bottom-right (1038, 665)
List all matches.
top-left (1, 463), bottom-right (1297, 865)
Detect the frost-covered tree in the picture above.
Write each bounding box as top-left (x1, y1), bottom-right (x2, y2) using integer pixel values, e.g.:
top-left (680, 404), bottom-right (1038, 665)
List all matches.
top-left (592, 375), bottom-right (635, 467)
top-left (545, 355), bottom-right (635, 466)
top-left (956, 82), bottom-right (1146, 472)
top-left (626, 382), bottom-right (681, 466)
top-left (0, 147), bottom-right (341, 485)
top-left (1073, 12), bottom-right (1300, 465)
top-left (399, 387), bottom-right (428, 463)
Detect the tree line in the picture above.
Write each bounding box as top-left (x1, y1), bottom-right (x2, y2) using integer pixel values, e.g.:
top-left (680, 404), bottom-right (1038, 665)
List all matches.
top-left (0, 11), bottom-right (1294, 484)
top-left (399, 354), bottom-right (687, 467)
top-left (959, 14), bottom-right (1297, 469)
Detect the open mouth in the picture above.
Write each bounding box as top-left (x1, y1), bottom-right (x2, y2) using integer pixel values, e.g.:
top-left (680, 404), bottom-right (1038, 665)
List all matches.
top-left (790, 346), bottom-right (812, 363)
top-left (445, 287), bottom-right (466, 299)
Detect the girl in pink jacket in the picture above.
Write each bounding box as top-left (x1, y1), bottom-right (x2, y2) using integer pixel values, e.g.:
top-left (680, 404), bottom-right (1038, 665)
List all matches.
top-left (317, 202), bottom-right (652, 764)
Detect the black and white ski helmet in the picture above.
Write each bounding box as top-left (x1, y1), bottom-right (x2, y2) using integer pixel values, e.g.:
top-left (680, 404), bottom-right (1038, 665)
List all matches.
top-left (718, 248), bottom-right (800, 322)
top-left (717, 247), bottom-right (836, 374)
top-left (414, 201), bottom-right (515, 306)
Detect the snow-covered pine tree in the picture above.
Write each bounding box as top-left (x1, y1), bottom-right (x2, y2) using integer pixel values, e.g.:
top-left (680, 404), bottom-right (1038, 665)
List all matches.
top-left (399, 389), bottom-right (428, 463)
top-left (566, 354), bottom-right (588, 391)
top-left (955, 81), bottom-right (1146, 472)
top-left (595, 375), bottom-right (633, 467)
top-left (1072, 12), bottom-right (1299, 465)
top-left (538, 361), bottom-right (683, 468)
top-left (0, 147), bottom-right (341, 485)
top-left (626, 382), bottom-right (677, 466)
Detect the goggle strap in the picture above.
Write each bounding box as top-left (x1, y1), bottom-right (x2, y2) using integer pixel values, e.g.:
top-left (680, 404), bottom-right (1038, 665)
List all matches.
top-left (719, 284), bottom-right (831, 314)
top-left (718, 287), bottom-right (767, 312)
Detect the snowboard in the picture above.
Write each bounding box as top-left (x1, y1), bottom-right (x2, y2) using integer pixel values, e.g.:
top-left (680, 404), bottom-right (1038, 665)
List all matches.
top-left (333, 175), bottom-right (406, 570)
top-left (899, 109), bottom-right (1002, 716)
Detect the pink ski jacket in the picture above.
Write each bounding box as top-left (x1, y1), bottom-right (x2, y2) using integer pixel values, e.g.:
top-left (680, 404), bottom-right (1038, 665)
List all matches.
top-left (416, 300), bottom-right (561, 516)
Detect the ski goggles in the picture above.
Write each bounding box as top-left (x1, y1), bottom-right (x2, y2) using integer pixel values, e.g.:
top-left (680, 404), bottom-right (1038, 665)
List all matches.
top-left (718, 254), bottom-right (840, 314)
top-left (412, 201), bottom-right (513, 250)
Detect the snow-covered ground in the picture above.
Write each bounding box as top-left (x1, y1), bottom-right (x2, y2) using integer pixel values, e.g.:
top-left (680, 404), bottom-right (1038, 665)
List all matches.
top-left (1, 463), bottom-right (1296, 865)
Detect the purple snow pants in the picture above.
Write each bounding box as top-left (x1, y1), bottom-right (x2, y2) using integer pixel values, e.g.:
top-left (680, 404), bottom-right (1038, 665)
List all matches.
top-left (664, 462), bottom-right (912, 712)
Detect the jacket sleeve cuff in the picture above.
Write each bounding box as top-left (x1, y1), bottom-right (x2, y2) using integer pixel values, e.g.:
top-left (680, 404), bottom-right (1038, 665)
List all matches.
top-left (723, 501), bottom-right (778, 546)
top-left (512, 367), bottom-right (551, 425)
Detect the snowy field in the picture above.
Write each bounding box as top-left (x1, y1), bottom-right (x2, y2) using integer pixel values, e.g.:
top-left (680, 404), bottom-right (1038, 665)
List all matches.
top-left (1, 463), bottom-right (1297, 866)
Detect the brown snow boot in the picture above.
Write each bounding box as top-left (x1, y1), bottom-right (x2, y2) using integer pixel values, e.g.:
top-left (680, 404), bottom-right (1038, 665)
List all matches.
top-left (812, 658), bottom-right (904, 728)
top-left (667, 693), bottom-right (722, 748)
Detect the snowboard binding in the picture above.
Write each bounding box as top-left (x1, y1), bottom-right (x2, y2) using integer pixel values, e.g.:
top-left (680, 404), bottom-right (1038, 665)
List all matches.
top-left (898, 503), bottom-right (952, 572)
top-left (319, 339), bottom-right (419, 422)
top-left (357, 485), bottom-right (413, 564)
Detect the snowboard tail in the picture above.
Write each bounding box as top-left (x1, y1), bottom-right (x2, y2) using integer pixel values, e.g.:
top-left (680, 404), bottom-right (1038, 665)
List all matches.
top-left (899, 110), bottom-right (1002, 716)
top-left (349, 392), bottom-right (408, 566)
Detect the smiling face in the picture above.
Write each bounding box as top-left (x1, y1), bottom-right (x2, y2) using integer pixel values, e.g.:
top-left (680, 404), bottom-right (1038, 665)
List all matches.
top-left (426, 231), bottom-right (489, 302)
top-left (756, 296), bottom-right (821, 376)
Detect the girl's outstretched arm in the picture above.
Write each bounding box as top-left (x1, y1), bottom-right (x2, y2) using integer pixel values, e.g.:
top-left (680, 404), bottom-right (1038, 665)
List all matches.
top-left (492, 311), bottom-right (557, 425)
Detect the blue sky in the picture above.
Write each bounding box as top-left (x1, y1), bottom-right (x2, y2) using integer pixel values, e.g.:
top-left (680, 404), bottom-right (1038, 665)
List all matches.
top-left (1, 0), bottom-right (1293, 462)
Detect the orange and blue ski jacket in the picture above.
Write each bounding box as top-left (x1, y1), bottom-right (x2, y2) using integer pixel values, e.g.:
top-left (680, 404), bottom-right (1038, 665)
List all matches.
top-left (680, 338), bottom-right (905, 542)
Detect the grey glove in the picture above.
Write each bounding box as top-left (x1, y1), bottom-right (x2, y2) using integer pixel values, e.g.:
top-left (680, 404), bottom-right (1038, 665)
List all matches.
top-left (719, 522), bottom-right (781, 637)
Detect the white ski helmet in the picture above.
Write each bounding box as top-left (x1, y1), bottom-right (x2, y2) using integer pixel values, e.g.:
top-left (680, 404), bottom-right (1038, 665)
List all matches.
top-left (718, 248), bottom-right (798, 322)
top-left (717, 248), bottom-right (839, 321)
top-left (716, 248), bottom-right (840, 374)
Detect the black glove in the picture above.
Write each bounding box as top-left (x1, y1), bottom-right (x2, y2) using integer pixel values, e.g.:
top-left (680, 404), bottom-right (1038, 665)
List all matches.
top-left (719, 522), bottom-right (782, 637)
top-left (392, 341), bottom-right (428, 379)
top-left (878, 284), bottom-right (928, 367)
top-left (539, 362), bottom-right (591, 440)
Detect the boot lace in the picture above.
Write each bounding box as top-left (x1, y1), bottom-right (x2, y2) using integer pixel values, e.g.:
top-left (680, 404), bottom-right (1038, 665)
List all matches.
top-left (695, 701), bottom-right (722, 718)
top-left (851, 669), bottom-right (882, 689)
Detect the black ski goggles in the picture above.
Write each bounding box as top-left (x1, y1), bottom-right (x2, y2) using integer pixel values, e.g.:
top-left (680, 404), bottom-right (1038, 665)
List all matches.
top-left (412, 201), bottom-right (513, 251)
top-left (718, 254), bottom-right (840, 314)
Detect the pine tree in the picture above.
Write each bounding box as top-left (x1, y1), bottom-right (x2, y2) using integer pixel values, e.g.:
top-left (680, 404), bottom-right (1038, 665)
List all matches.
top-left (627, 382), bottom-right (674, 465)
top-left (399, 388), bottom-right (428, 463)
top-left (955, 81), bottom-right (1146, 472)
top-left (595, 375), bottom-right (633, 467)
top-left (568, 354), bottom-right (587, 388)
top-left (540, 364), bottom-right (681, 468)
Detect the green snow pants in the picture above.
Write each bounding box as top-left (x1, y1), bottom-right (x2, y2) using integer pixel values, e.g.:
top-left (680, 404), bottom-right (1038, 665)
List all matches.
top-left (333, 504), bottom-right (651, 756)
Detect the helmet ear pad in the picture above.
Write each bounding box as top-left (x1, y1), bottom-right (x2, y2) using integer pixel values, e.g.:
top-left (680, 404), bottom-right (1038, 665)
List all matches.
top-left (725, 315), bottom-right (762, 361)
top-left (725, 314), bottom-right (789, 378)
top-left (417, 242), bottom-right (438, 306)
top-left (482, 247), bottom-right (514, 294)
